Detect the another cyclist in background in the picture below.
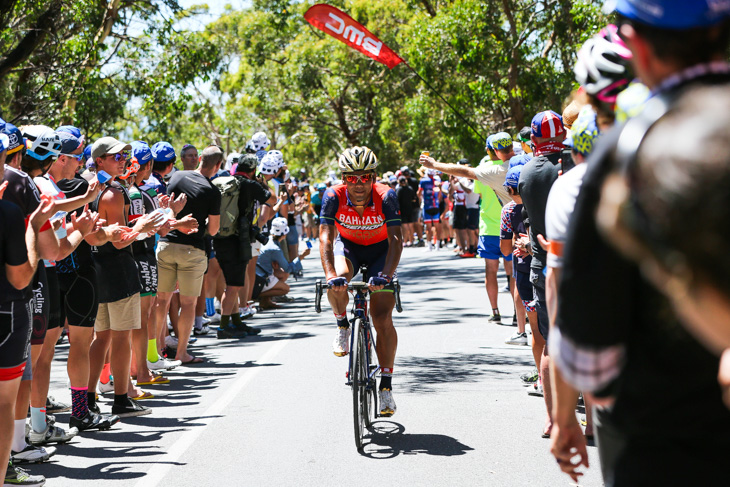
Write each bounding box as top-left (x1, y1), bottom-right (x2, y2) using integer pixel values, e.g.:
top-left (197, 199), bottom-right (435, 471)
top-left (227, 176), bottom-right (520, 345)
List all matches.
top-left (319, 146), bottom-right (403, 416)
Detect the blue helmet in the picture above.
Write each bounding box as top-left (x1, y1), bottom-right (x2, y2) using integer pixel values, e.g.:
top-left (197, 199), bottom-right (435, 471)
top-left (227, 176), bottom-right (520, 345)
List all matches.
top-left (608, 0), bottom-right (730, 30)
top-left (503, 164), bottom-right (523, 189)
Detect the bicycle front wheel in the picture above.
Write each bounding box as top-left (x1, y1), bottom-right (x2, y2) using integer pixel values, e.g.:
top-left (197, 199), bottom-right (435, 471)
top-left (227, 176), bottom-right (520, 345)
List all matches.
top-left (351, 318), bottom-right (367, 451)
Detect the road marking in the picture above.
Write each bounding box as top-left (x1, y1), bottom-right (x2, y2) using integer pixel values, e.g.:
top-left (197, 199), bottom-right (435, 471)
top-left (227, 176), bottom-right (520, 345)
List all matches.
top-left (138, 325), bottom-right (304, 487)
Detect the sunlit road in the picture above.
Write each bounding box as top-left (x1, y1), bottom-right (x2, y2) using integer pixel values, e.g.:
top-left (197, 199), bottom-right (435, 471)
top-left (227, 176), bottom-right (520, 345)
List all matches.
top-left (35, 244), bottom-right (604, 486)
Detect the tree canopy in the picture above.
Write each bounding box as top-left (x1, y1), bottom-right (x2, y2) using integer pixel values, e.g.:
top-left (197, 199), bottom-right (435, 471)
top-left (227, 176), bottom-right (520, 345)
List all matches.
top-left (0, 0), bottom-right (607, 175)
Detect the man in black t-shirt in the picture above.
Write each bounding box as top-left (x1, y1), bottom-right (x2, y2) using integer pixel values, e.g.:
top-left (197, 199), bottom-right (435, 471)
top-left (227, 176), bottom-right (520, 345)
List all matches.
top-left (155, 145), bottom-right (222, 364)
top-left (216, 154), bottom-right (277, 339)
top-left (396, 176), bottom-right (416, 247)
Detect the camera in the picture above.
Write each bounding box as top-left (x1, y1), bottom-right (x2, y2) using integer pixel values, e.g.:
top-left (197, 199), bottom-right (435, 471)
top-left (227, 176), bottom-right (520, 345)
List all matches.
top-left (250, 225), bottom-right (269, 245)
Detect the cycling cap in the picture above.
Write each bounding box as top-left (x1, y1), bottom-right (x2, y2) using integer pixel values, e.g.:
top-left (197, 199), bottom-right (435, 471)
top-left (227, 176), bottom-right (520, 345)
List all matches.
top-left (388, 175), bottom-right (397, 183)
top-left (151, 141), bottom-right (176, 162)
top-left (519, 127), bottom-right (531, 142)
top-left (2, 122), bottom-right (23, 154)
top-left (316, 183), bottom-right (326, 191)
top-left (58, 132), bottom-right (82, 155)
top-left (531, 110), bottom-right (565, 138)
top-left (606, 0), bottom-right (730, 30)
top-left (570, 106), bottom-right (601, 156)
top-left (22, 125), bottom-right (61, 161)
top-left (508, 153), bottom-right (531, 169)
top-left (338, 146), bottom-right (378, 173)
top-left (426, 168), bottom-right (437, 177)
top-left (0, 133), bottom-right (8, 153)
top-left (574, 25), bottom-right (633, 104)
top-left (251, 132), bottom-right (271, 151)
top-left (491, 132), bottom-right (513, 151)
top-left (513, 141), bottom-right (524, 155)
top-left (56, 126), bottom-right (85, 146)
top-left (270, 217), bottom-right (289, 236)
top-left (485, 134), bottom-right (497, 150)
top-left (92, 136), bottom-right (131, 160)
top-left (83, 144), bottom-right (92, 163)
top-left (131, 141), bottom-right (153, 165)
top-left (237, 154), bottom-right (258, 173)
top-left (503, 164), bottom-right (523, 189)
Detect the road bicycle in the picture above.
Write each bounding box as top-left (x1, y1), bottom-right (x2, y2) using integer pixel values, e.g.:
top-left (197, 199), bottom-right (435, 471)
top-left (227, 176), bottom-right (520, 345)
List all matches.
top-left (315, 268), bottom-right (403, 451)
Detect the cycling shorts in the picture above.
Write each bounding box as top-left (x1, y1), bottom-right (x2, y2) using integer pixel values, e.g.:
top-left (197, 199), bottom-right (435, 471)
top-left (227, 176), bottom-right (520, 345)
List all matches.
top-left (515, 271), bottom-right (536, 313)
top-left (58, 269), bottom-right (99, 328)
top-left (0, 299), bottom-right (32, 380)
top-left (334, 236), bottom-right (389, 282)
top-left (286, 225), bottom-right (298, 246)
top-left (423, 207), bottom-right (440, 223)
top-left (46, 267), bottom-right (62, 331)
top-left (478, 235), bottom-right (513, 261)
top-left (136, 252), bottom-right (158, 297)
top-left (453, 206), bottom-right (468, 230)
top-left (31, 266), bottom-right (48, 346)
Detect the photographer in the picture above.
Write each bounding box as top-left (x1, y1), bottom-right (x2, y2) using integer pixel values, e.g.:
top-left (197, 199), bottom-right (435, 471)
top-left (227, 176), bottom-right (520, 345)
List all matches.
top-left (215, 154), bottom-right (278, 339)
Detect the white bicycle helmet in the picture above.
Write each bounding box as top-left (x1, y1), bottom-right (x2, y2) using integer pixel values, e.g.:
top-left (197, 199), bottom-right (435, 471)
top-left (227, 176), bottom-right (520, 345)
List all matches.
top-left (271, 217), bottom-right (289, 236)
top-left (251, 132), bottom-right (271, 151)
top-left (225, 152), bottom-right (241, 171)
top-left (338, 146), bottom-right (378, 173)
top-left (22, 125), bottom-right (61, 161)
top-left (574, 24), bottom-right (633, 104)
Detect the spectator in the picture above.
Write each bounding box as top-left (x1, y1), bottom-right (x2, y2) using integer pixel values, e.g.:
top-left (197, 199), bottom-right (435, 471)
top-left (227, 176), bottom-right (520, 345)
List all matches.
top-left (149, 141), bottom-right (176, 195)
top-left (180, 144), bottom-right (199, 171)
top-left (395, 176), bottom-right (417, 247)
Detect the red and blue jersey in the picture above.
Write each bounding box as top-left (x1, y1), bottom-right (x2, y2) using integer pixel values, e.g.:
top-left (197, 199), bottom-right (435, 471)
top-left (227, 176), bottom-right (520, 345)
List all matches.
top-left (320, 182), bottom-right (401, 245)
top-left (419, 176), bottom-right (441, 210)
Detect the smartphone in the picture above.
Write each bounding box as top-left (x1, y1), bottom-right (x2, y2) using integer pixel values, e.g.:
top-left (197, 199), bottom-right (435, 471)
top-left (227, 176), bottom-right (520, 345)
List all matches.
top-left (306, 240), bottom-right (312, 249)
top-left (279, 185), bottom-right (287, 195)
top-left (560, 149), bottom-right (575, 174)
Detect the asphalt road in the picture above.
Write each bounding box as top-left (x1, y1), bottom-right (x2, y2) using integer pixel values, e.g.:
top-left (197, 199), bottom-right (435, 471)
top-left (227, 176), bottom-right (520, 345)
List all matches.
top-left (34, 244), bottom-right (604, 486)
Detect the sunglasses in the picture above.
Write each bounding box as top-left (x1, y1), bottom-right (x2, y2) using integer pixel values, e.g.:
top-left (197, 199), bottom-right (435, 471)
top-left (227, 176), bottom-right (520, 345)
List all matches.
top-left (105, 151), bottom-right (130, 162)
top-left (344, 173), bottom-right (374, 184)
top-left (62, 153), bottom-right (83, 161)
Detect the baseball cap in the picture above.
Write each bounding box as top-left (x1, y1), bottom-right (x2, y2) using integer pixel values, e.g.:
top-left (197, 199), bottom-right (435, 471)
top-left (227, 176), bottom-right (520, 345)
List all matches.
top-left (151, 141), bottom-right (176, 162)
top-left (519, 127), bottom-right (531, 142)
top-left (606, 0), bottom-right (730, 30)
top-left (131, 141), bottom-right (153, 165)
top-left (456, 158), bottom-right (471, 166)
top-left (91, 136), bottom-right (131, 160)
top-left (531, 110), bottom-right (565, 138)
top-left (2, 122), bottom-right (23, 154)
top-left (508, 153), bottom-right (531, 169)
top-left (0, 133), bottom-right (9, 153)
top-left (491, 132), bottom-right (513, 151)
top-left (56, 125), bottom-right (85, 145)
top-left (388, 175), bottom-right (397, 183)
top-left (570, 106), bottom-right (601, 156)
top-left (58, 131), bottom-right (82, 155)
top-left (503, 164), bottom-right (523, 189)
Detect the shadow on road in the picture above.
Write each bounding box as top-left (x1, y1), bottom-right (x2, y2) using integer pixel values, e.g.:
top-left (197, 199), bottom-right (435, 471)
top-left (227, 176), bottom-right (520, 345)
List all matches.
top-left (361, 421), bottom-right (473, 458)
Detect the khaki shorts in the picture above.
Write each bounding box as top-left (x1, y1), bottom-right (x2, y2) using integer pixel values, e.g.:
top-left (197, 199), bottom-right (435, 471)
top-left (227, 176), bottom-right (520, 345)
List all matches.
top-left (156, 241), bottom-right (207, 297)
top-left (251, 240), bottom-right (263, 258)
top-left (302, 212), bottom-right (314, 227)
top-left (95, 293), bottom-right (141, 332)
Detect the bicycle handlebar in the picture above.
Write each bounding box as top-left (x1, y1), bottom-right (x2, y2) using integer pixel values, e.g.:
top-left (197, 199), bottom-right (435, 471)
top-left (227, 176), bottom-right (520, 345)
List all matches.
top-left (314, 279), bottom-right (403, 314)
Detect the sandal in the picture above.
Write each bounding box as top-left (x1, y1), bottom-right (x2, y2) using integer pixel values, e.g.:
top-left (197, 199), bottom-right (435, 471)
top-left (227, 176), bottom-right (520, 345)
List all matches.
top-left (130, 391), bottom-right (155, 400)
top-left (136, 375), bottom-right (170, 386)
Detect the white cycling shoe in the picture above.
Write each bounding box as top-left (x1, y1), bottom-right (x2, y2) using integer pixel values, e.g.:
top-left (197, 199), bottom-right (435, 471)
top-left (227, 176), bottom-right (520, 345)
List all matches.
top-left (332, 327), bottom-right (350, 357)
top-left (379, 388), bottom-right (397, 417)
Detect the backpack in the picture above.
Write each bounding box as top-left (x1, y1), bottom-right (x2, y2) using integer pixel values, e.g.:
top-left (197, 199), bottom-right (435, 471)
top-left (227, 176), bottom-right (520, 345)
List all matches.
top-left (213, 176), bottom-right (241, 238)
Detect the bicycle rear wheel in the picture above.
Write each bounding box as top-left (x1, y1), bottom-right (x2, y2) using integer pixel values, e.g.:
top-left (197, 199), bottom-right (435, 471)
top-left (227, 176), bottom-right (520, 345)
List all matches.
top-left (351, 318), bottom-right (366, 451)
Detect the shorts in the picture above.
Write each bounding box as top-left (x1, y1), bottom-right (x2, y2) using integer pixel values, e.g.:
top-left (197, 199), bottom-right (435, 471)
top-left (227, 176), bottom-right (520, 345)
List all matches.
top-left (95, 293), bottom-right (141, 332)
top-left (0, 299), bottom-right (32, 381)
top-left (302, 212), bottom-right (314, 227)
top-left (530, 268), bottom-right (549, 343)
top-left (136, 253), bottom-right (158, 297)
top-left (515, 271), bottom-right (536, 313)
top-left (411, 208), bottom-right (420, 223)
top-left (156, 241), bottom-right (207, 297)
top-left (466, 208), bottom-right (479, 230)
top-left (251, 240), bottom-right (263, 258)
top-left (21, 349), bottom-right (32, 381)
top-left (58, 268), bottom-right (98, 328)
top-left (453, 205), bottom-right (468, 230)
top-left (334, 236), bottom-right (389, 281)
top-left (215, 237), bottom-right (249, 287)
top-left (438, 199), bottom-right (445, 215)
top-left (252, 273), bottom-right (277, 299)
top-left (423, 207), bottom-right (440, 223)
top-left (31, 266), bottom-right (48, 346)
top-left (478, 235), bottom-right (513, 261)
top-left (286, 225), bottom-right (299, 246)
top-left (400, 209), bottom-right (414, 224)
top-left (205, 237), bottom-right (215, 260)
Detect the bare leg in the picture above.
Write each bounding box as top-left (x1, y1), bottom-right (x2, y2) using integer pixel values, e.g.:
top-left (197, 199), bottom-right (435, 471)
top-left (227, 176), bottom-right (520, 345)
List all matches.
top-left (88, 330), bottom-right (111, 393)
top-left (175, 295), bottom-right (198, 362)
top-left (370, 293), bottom-right (397, 369)
top-left (110, 330), bottom-right (133, 396)
top-left (30, 327), bottom-right (63, 413)
top-left (67, 326), bottom-right (94, 389)
top-left (0, 377), bottom-right (22, 474)
top-left (529, 310), bottom-right (543, 369)
top-left (484, 259), bottom-right (500, 313)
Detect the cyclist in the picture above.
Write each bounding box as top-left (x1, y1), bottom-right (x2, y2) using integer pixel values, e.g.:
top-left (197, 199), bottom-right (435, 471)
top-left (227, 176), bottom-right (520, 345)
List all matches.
top-left (319, 146), bottom-right (403, 416)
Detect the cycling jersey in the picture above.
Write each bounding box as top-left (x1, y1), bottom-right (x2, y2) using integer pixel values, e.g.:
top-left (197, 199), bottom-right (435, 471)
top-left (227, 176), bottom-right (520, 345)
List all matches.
top-left (419, 176), bottom-right (441, 210)
top-left (320, 182), bottom-right (401, 245)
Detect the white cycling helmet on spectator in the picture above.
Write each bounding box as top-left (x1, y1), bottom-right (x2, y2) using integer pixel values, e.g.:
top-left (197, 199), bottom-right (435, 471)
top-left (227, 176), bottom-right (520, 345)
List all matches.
top-left (251, 132), bottom-right (271, 151)
top-left (271, 217), bottom-right (289, 236)
top-left (225, 152), bottom-right (241, 172)
top-left (22, 125), bottom-right (61, 161)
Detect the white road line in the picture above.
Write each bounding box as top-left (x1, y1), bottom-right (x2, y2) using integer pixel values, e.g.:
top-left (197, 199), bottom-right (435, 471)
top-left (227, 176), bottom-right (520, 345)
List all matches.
top-left (138, 325), bottom-right (304, 487)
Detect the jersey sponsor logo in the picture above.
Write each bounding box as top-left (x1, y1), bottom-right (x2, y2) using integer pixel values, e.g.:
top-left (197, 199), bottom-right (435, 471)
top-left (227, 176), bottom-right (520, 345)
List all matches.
top-left (338, 212), bottom-right (384, 230)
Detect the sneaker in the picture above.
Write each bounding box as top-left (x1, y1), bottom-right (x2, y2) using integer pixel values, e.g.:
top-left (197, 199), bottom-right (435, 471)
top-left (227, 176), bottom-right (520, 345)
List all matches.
top-left (111, 398), bottom-right (151, 418)
top-left (528, 380), bottom-right (544, 397)
top-left (164, 335), bottom-right (179, 348)
top-left (69, 411), bottom-right (119, 432)
top-left (500, 284), bottom-right (510, 293)
top-left (97, 379), bottom-right (114, 394)
top-left (488, 313), bottom-right (502, 323)
top-left (520, 368), bottom-right (539, 384)
top-left (193, 324), bottom-right (210, 336)
top-left (4, 464), bottom-right (45, 486)
top-left (10, 445), bottom-right (56, 464)
top-left (240, 306), bottom-right (256, 320)
top-left (240, 324), bottom-right (261, 335)
top-left (216, 326), bottom-right (248, 339)
top-left (166, 319), bottom-right (173, 332)
top-left (28, 423), bottom-right (78, 446)
top-left (379, 389), bottom-right (397, 417)
top-left (272, 295), bottom-right (294, 303)
top-left (204, 313), bottom-right (221, 324)
top-left (459, 252), bottom-right (476, 258)
top-left (147, 357), bottom-right (181, 371)
top-left (45, 396), bottom-right (70, 414)
top-left (332, 327), bottom-right (350, 357)
top-left (505, 332), bottom-right (528, 346)
top-left (214, 298), bottom-right (222, 313)
top-left (188, 337), bottom-right (197, 344)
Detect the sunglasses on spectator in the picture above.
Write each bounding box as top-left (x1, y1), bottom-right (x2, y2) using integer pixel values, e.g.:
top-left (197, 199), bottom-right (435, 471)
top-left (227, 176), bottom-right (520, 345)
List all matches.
top-left (105, 151), bottom-right (130, 162)
top-left (62, 153), bottom-right (83, 161)
top-left (344, 173), bottom-right (374, 184)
